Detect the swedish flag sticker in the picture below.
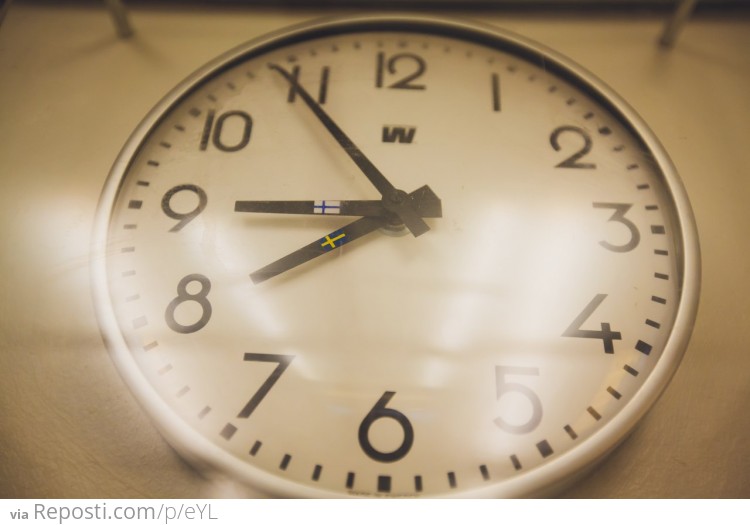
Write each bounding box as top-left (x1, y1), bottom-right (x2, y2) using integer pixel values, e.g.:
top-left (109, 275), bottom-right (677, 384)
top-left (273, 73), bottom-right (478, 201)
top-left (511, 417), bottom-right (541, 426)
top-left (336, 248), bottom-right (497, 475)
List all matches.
top-left (320, 230), bottom-right (347, 251)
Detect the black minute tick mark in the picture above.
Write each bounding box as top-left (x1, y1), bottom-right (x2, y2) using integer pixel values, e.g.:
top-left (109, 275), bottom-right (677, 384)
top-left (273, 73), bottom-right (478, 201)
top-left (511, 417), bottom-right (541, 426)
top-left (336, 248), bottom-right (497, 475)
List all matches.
top-left (536, 440), bottom-right (554, 458)
top-left (414, 476), bottom-right (423, 492)
top-left (377, 475), bottom-right (391, 493)
top-left (312, 465), bottom-right (322, 481)
top-left (220, 424), bottom-right (237, 440)
top-left (635, 340), bottom-right (653, 355)
top-left (607, 387), bottom-right (622, 400)
top-left (480, 465), bottom-right (490, 481)
top-left (447, 472), bottom-right (457, 488)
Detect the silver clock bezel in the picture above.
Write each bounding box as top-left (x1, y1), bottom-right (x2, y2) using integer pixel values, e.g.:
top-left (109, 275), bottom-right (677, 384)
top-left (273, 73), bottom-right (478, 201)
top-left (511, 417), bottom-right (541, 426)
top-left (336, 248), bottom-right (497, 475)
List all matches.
top-left (91, 13), bottom-right (701, 498)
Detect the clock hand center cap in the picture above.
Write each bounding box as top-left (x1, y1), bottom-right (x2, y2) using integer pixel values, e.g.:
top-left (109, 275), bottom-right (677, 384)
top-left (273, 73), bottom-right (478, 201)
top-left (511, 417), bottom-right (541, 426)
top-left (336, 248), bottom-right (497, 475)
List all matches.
top-left (379, 189), bottom-right (411, 233)
top-left (381, 188), bottom-right (409, 213)
top-left (386, 189), bottom-right (407, 205)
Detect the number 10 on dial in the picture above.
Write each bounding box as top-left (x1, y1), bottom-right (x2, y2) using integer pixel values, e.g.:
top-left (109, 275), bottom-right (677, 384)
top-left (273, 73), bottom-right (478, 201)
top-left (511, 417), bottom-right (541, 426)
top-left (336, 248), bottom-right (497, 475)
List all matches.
top-left (93, 14), bottom-right (700, 497)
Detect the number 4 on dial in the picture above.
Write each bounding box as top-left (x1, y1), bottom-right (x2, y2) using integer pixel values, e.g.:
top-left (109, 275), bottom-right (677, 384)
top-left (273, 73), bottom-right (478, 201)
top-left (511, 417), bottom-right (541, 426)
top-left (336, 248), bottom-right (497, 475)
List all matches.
top-left (563, 294), bottom-right (622, 354)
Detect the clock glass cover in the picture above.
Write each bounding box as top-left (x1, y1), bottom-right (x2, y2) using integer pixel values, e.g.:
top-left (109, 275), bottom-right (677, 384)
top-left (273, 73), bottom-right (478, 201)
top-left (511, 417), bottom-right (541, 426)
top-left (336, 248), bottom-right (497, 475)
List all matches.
top-left (93, 15), bottom-right (700, 497)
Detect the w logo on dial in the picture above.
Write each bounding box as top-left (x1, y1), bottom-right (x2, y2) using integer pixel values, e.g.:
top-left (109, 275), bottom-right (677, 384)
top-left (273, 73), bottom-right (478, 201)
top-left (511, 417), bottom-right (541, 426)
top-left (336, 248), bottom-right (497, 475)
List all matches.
top-left (382, 126), bottom-right (416, 144)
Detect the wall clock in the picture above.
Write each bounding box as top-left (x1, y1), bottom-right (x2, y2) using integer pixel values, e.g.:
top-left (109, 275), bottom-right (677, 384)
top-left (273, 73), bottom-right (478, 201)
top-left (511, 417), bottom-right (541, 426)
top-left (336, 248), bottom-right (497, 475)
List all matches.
top-left (92, 13), bottom-right (700, 498)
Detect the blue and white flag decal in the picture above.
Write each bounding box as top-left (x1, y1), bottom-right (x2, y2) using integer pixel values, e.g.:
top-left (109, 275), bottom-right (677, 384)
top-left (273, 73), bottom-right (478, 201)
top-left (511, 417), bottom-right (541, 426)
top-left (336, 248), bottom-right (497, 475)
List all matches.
top-left (313, 200), bottom-right (341, 215)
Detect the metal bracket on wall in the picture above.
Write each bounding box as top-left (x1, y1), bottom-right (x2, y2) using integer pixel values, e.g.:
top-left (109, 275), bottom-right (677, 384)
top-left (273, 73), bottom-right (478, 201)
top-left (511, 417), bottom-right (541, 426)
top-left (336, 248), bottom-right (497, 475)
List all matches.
top-left (1, 0), bottom-right (133, 37)
top-left (104, 0), bottom-right (135, 38)
top-left (2, 0), bottom-right (704, 47)
top-left (0, 0), bottom-right (12, 30)
top-left (659, 0), bottom-right (699, 48)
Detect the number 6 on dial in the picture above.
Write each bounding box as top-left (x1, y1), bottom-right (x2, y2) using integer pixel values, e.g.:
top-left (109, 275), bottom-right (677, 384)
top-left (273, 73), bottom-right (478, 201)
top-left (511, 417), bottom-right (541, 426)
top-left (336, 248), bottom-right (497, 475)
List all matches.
top-left (358, 391), bottom-right (414, 463)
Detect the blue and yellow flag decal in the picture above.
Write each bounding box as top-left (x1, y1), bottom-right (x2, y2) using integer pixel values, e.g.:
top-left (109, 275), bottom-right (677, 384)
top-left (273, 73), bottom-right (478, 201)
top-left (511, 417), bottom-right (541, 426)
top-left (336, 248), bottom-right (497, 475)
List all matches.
top-left (320, 230), bottom-right (347, 251)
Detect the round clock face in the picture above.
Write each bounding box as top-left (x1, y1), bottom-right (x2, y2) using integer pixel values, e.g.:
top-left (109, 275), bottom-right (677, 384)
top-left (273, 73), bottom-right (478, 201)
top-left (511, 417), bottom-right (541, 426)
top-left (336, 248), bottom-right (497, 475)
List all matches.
top-left (93, 15), bottom-right (700, 497)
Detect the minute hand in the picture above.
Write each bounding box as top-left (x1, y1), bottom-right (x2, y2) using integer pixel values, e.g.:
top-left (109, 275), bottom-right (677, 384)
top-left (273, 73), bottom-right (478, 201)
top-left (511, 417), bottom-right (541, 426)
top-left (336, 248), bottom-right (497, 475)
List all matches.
top-left (268, 63), bottom-right (431, 237)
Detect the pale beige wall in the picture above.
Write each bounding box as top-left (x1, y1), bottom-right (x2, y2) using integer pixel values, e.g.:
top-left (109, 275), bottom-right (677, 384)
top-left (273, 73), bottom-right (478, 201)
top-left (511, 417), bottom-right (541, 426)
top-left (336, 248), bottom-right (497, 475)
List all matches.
top-left (0, 2), bottom-right (748, 498)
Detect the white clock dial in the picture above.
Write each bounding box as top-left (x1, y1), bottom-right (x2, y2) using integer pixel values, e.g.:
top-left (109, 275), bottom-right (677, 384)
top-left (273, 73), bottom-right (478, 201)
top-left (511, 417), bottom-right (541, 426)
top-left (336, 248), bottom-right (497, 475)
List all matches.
top-left (93, 15), bottom-right (699, 497)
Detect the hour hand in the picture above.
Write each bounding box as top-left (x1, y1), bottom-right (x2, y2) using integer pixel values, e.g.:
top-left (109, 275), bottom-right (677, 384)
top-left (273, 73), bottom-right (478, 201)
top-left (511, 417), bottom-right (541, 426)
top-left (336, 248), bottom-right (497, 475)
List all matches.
top-left (250, 217), bottom-right (382, 284)
top-left (235, 199), bottom-right (387, 217)
top-left (235, 185), bottom-right (443, 219)
top-left (247, 185), bottom-right (442, 284)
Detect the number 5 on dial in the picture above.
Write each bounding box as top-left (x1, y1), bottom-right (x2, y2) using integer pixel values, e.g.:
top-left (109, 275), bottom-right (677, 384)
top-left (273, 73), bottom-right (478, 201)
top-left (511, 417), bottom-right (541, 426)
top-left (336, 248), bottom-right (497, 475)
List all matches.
top-left (494, 366), bottom-right (543, 434)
